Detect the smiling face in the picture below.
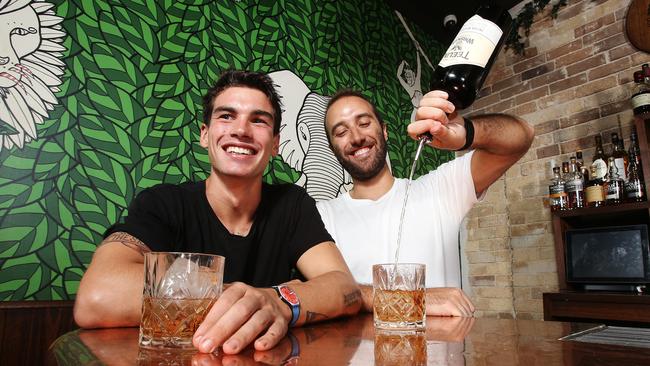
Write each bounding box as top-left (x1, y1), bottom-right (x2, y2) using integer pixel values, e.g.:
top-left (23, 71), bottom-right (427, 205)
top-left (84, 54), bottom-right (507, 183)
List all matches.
top-left (0, 4), bottom-right (40, 88)
top-left (200, 86), bottom-right (279, 181)
top-left (325, 96), bottom-right (388, 182)
top-left (0, 1), bottom-right (65, 152)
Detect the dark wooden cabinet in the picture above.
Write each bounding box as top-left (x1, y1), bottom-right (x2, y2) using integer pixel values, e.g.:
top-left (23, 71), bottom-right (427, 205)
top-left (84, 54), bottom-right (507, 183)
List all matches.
top-left (0, 301), bottom-right (77, 366)
top-left (544, 116), bottom-right (650, 324)
top-left (544, 291), bottom-right (650, 325)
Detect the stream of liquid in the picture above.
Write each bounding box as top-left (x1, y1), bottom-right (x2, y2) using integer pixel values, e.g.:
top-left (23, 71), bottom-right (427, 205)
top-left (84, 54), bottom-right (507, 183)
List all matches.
top-left (392, 136), bottom-right (430, 265)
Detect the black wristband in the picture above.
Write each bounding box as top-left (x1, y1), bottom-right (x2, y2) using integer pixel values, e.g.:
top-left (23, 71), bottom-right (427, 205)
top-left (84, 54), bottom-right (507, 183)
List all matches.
top-left (457, 117), bottom-right (474, 151)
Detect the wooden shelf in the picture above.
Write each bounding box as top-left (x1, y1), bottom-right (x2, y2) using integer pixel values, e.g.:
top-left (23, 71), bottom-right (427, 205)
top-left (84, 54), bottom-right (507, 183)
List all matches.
top-left (543, 291), bottom-right (650, 326)
top-left (551, 200), bottom-right (650, 218)
top-left (544, 117), bottom-right (650, 324)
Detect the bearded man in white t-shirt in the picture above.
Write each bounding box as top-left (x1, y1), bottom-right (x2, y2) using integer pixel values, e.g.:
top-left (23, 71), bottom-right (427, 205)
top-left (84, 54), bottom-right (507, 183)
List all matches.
top-left (316, 89), bottom-right (534, 316)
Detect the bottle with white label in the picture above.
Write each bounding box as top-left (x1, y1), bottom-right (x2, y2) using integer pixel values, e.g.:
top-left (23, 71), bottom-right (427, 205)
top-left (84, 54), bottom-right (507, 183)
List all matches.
top-left (632, 70), bottom-right (650, 119)
top-left (590, 135), bottom-right (608, 181)
top-left (430, 4), bottom-right (512, 109)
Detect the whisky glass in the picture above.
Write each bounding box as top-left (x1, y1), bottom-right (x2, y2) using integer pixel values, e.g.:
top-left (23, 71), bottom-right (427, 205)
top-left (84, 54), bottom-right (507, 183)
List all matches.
top-left (372, 263), bottom-right (425, 330)
top-left (139, 252), bottom-right (224, 349)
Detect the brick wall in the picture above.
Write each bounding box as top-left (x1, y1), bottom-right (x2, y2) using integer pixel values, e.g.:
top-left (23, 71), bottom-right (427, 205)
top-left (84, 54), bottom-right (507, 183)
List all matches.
top-left (462, 0), bottom-right (650, 320)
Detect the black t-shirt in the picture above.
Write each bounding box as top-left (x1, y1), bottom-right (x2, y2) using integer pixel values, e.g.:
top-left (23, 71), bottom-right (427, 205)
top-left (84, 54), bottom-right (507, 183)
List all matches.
top-left (105, 181), bottom-right (333, 287)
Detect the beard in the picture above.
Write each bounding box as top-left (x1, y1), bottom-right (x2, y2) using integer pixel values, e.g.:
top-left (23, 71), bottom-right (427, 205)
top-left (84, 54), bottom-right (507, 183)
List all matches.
top-left (333, 135), bottom-right (388, 182)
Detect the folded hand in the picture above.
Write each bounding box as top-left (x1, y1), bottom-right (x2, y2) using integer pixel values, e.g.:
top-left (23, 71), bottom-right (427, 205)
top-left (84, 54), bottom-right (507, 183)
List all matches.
top-left (425, 287), bottom-right (475, 317)
top-left (193, 282), bottom-right (290, 354)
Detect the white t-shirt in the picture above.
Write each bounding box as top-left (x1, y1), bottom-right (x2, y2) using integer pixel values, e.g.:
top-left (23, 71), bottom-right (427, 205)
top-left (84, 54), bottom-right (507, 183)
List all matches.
top-left (317, 151), bottom-right (478, 287)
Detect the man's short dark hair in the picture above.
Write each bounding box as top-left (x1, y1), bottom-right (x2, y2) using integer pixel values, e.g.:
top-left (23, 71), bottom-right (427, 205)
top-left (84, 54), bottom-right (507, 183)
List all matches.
top-left (202, 70), bottom-right (283, 135)
top-left (324, 90), bottom-right (384, 141)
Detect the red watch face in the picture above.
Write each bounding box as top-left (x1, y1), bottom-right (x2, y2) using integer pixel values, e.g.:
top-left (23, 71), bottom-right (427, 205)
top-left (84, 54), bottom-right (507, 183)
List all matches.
top-left (279, 286), bottom-right (299, 305)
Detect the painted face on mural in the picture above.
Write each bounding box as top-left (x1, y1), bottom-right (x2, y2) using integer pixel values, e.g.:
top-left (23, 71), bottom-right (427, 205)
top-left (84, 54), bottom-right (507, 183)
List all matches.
top-left (200, 86), bottom-right (279, 180)
top-left (403, 64), bottom-right (415, 87)
top-left (0, 0), bottom-right (64, 151)
top-left (326, 96), bottom-right (388, 182)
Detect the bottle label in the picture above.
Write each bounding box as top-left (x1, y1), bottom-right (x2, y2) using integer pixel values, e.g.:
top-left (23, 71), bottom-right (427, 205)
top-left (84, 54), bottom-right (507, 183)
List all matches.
top-left (606, 181), bottom-right (622, 199)
top-left (591, 159), bottom-right (607, 179)
top-left (625, 180), bottom-right (645, 199)
top-left (585, 184), bottom-right (604, 203)
top-left (614, 158), bottom-right (627, 181)
top-left (438, 15), bottom-right (503, 68)
top-left (632, 92), bottom-right (650, 109)
top-left (566, 179), bottom-right (583, 193)
top-left (549, 183), bottom-right (566, 196)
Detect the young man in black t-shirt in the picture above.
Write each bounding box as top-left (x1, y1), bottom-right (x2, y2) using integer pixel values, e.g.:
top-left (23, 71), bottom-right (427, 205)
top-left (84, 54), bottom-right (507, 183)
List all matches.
top-left (74, 70), bottom-right (362, 355)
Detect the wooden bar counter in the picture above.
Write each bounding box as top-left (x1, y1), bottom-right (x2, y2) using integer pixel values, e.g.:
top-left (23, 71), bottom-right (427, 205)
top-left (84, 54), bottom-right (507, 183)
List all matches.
top-left (48, 314), bottom-right (650, 365)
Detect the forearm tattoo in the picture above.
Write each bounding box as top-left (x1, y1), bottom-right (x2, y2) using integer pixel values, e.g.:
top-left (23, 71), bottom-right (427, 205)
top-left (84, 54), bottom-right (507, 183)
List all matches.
top-left (305, 311), bottom-right (329, 323)
top-left (104, 232), bottom-right (151, 255)
top-left (343, 289), bottom-right (362, 307)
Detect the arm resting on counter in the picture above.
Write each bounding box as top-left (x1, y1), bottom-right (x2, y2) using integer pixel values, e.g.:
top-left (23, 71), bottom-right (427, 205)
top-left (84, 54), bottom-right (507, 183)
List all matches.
top-left (74, 234), bottom-right (149, 328)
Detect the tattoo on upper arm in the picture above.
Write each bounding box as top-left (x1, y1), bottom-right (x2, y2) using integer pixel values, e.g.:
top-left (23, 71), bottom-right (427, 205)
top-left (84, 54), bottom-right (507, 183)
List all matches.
top-left (305, 311), bottom-right (329, 323)
top-left (104, 232), bottom-right (151, 255)
top-left (344, 290), bottom-right (362, 307)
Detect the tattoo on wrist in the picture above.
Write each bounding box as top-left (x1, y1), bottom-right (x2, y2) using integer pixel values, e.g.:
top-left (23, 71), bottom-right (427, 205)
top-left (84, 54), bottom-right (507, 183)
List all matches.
top-left (305, 311), bottom-right (328, 323)
top-left (343, 290), bottom-right (362, 307)
top-left (104, 232), bottom-right (151, 255)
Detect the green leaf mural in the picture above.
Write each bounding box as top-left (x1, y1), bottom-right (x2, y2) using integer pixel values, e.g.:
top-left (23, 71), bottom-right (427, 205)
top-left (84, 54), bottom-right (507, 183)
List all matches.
top-left (0, 0), bottom-right (447, 300)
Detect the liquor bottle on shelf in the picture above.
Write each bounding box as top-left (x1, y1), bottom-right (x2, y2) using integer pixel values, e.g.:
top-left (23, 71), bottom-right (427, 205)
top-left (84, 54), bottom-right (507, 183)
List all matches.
top-left (575, 151), bottom-right (589, 183)
top-left (585, 165), bottom-right (605, 208)
top-left (549, 166), bottom-right (568, 211)
top-left (566, 157), bottom-right (585, 209)
top-left (611, 132), bottom-right (629, 182)
top-left (604, 157), bottom-right (624, 205)
top-left (632, 70), bottom-right (650, 119)
top-left (626, 155), bottom-right (646, 202)
top-left (430, 3), bottom-right (512, 109)
top-left (590, 135), bottom-right (608, 182)
top-left (561, 162), bottom-right (572, 208)
top-left (629, 128), bottom-right (643, 178)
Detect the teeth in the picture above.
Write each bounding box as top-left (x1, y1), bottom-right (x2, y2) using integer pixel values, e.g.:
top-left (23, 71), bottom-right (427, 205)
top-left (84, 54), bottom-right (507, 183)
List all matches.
top-left (353, 147), bottom-right (370, 157)
top-left (226, 146), bottom-right (253, 155)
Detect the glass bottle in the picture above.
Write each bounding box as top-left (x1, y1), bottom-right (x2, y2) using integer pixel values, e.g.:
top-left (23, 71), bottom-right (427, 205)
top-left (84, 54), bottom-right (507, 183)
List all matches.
top-left (585, 165), bottom-right (605, 208)
top-left (549, 166), bottom-right (568, 211)
top-left (604, 157), bottom-right (624, 205)
top-left (566, 157), bottom-right (585, 209)
top-left (629, 128), bottom-right (643, 176)
top-left (626, 156), bottom-right (646, 202)
top-left (431, 4), bottom-right (512, 109)
top-left (576, 150), bottom-right (589, 183)
top-left (561, 162), bottom-right (572, 209)
top-left (632, 70), bottom-right (650, 119)
top-left (590, 135), bottom-right (608, 181)
top-left (611, 132), bottom-right (629, 182)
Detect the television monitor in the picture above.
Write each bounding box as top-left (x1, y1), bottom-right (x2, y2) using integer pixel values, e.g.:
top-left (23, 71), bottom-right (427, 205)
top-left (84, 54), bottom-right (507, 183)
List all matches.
top-left (565, 225), bottom-right (650, 288)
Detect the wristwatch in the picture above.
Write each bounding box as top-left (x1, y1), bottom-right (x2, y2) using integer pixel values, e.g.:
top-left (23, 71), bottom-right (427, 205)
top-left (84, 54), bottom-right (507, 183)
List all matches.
top-left (272, 285), bottom-right (300, 327)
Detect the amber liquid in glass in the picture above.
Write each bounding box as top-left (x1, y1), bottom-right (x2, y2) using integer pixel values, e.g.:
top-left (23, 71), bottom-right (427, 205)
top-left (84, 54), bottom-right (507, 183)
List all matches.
top-left (139, 296), bottom-right (215, 348)
top-left (373, 289), bottom-right (425, 325)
